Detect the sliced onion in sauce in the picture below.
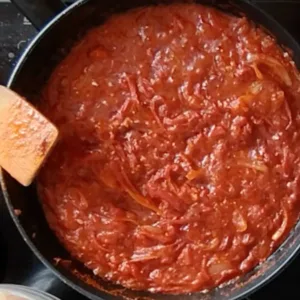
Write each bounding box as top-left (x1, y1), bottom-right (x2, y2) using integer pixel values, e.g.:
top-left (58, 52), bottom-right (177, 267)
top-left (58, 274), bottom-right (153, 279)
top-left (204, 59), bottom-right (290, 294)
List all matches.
top-left (110, 165), bottom-right (160, 214)
top-left (248, 54), bottom-right (292, 86)
top-left (208, 260), bottom-right (232, 277)
top-left (197, 237), bottom-right (220, 251)
top-left (251, 63), bottom-right (264, 80)
top-left (130, 242), bottom-right (181, 262)
top-left (186, 168), bottom-right (205, 181)
top-left (272, 208), bottom-right (288, 241)
top-left (237, 160), bottom-right (268, 173)
top-left (232, 210), bottom-right (247, 232)
top-left (138, 225), bottom-right (174, 243)
top-left (123, 185), bottom-right (160, 214)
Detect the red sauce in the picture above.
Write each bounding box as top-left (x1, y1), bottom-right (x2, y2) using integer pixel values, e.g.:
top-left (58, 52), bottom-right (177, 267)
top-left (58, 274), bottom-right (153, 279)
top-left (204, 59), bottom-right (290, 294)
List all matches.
top-left (38, 4), bottom-right (300, 294)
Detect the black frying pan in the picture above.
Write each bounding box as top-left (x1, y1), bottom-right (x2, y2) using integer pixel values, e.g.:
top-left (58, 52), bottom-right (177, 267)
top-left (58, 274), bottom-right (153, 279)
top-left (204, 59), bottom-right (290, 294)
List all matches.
top-left (2, 0), bottom-right (300, 299)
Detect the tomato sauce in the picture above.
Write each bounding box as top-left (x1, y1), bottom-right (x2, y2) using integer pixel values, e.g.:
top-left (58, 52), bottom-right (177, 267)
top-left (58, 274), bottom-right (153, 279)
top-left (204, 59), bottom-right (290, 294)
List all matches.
top-left (38, 4), bottom-right (300, 294)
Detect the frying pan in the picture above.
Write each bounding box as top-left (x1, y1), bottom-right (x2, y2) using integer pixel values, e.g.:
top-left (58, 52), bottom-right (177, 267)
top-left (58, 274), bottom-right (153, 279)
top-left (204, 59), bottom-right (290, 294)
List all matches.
top-left (2, 0), bottom-right (300, 299)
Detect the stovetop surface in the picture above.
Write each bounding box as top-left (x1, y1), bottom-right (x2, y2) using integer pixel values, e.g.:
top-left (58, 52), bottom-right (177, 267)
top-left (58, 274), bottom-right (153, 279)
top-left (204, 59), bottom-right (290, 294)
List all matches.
top-left (1, 1), bottom-right (300, 299)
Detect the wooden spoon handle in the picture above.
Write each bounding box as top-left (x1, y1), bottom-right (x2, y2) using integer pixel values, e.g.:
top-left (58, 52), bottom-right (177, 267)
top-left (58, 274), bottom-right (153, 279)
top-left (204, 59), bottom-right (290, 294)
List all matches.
top-left (0, 85), bottom-right (58, 186)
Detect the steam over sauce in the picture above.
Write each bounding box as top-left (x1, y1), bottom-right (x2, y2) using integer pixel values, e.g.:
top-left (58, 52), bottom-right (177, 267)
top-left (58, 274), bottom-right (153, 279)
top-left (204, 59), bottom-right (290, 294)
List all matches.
top-left (38, 4), bottom-right (300, 294)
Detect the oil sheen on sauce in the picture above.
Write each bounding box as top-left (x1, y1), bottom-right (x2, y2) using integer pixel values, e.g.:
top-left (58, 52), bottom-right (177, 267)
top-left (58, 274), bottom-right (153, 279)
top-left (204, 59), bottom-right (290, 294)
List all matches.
top-left (38, 4), bottom-right (300, 294)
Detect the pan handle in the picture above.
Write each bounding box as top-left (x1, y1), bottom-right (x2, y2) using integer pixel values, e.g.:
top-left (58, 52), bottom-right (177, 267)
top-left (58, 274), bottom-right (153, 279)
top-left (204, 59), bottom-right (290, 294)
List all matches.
top-left (10, 0), bottom-right (66, 30)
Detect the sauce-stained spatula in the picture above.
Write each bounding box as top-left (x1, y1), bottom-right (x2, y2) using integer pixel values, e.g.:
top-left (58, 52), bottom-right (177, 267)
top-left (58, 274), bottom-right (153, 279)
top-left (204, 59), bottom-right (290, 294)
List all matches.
top-left (0, 85), bottom-right (59, 186)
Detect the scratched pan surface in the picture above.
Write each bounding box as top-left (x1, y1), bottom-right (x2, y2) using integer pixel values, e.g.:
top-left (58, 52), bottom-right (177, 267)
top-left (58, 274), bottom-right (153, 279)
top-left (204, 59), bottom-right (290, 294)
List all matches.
top-left (2, 0), bottom-right (300, 299)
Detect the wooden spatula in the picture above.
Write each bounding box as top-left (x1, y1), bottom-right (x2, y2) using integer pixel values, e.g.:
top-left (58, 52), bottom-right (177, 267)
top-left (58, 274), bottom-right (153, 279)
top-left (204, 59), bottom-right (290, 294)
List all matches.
top-left (0, 85), bottom-right (59, 186)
